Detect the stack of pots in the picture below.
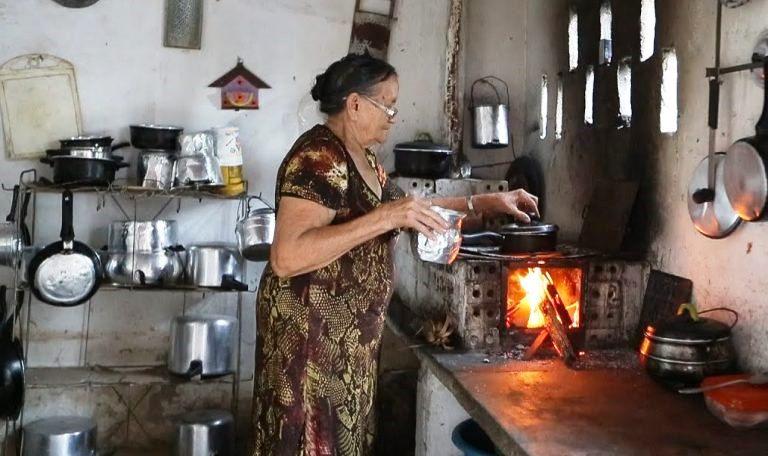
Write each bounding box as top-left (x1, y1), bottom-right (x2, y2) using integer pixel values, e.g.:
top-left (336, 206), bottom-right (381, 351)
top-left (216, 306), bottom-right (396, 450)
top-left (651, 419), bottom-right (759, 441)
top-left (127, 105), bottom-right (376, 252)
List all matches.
top-left (131, 124), bottom-right (184, 189)
top-left (103, 220), bottom-right (185, 287)
top-left (41, 135), bottom-right (131, 186)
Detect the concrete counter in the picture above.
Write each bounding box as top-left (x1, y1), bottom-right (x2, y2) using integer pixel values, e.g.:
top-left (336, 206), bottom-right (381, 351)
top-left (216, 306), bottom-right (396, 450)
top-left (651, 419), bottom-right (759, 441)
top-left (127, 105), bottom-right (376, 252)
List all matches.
top-left (387, 313), bottom-right (768, 455)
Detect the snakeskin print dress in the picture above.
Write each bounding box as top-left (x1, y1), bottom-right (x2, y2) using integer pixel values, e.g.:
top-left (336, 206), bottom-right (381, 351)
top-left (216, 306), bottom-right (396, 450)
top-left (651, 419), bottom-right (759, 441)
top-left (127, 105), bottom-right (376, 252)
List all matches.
top-left (252, 125), bottom-right (405, 455)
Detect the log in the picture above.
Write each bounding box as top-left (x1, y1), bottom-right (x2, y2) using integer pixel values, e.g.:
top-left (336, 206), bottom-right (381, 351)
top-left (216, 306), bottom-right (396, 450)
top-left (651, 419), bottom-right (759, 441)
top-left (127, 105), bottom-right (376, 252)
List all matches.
top-left (523, 329), bottom-right (550, 360)
top-left (540, 293), bottom-right (577, 366)
top-left (544, 272), bottom-right (573, 327)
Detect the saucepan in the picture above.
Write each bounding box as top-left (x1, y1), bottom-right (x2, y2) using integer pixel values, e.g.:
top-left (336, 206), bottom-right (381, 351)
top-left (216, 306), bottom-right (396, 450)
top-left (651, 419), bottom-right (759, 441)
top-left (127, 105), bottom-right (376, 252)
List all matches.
top-left (185, 244), bottom-right (248, 290)
top-left (21, 416), bottom-right (97, 456)
top-left (462, 218), bottom-right (558, 254)
top-left (168, 315), bottom-right (238, 378)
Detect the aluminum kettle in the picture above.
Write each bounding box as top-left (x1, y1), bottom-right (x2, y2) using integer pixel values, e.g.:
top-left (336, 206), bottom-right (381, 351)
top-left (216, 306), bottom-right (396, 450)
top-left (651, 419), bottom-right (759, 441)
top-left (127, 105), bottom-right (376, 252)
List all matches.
top-left (470, 76), bottom-right (511, 149)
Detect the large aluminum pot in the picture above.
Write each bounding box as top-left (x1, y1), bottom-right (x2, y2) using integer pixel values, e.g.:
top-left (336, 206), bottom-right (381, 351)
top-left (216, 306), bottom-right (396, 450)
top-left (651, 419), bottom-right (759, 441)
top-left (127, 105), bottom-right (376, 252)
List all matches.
top-left (185, 244), bottom-right (247, 290)
top-left (104, 220), bottom-right (184, 286)
top-left (174, 409), bottom-right (235, 456)
top-left (470, 76), bottom-right (510, 149)
top-left (22, 416), bottom-right (97, 456)
top-left (107, 220), bottom-right (178, 252)
top-left (169, 315), bottom-right (238, 378)
top-left (639, 304), bottom-right (738, 387)
top-left (236, 196), bottom-right (275, 262)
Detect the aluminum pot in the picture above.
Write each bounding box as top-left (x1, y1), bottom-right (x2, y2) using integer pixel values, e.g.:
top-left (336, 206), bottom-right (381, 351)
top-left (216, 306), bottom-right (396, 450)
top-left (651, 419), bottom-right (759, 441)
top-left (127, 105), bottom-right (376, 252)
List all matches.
top-left (107, 220), bottom-right (178, 252)
top-left (185, 244), bottom-right (247, 290)
top-left (138, 150), bottom-right (176, 189)
top-left (639, 304), bottom-right (738, 387)
top-left (237, 196), bottom-right (275, 262)
top-left (21, 416), bottom-right (97, 456)
top-left (104, 220), bottom-right (184, 286)
top-left (470, 76), bottom-right (511, 149)
top-left (130, 124), bottom-right (184, 150)
top-left (169, 315), bottom-right (238, 378)
top-left (174, 409), bottom-right (235, 456)
top-left (174, 154), bottom-right (224, 188)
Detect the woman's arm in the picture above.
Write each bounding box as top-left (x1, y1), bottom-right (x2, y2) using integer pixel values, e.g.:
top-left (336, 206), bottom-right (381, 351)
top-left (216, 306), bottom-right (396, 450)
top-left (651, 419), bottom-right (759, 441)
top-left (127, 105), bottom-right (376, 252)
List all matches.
top-left (432, 189), bottom-right (540, 223)
top-left (270, 195), bottom-right (449, 278)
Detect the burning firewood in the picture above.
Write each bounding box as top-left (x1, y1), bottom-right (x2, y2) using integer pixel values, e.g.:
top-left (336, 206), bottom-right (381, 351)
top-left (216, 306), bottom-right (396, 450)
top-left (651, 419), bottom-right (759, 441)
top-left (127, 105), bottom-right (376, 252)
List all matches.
top-left (541, 282), bottom-right (577, 366)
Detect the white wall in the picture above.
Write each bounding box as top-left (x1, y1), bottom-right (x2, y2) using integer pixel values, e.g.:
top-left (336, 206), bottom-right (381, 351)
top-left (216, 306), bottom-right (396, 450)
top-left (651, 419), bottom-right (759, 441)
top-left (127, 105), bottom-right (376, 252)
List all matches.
top-left (0, 0), bottom-right (452, 450)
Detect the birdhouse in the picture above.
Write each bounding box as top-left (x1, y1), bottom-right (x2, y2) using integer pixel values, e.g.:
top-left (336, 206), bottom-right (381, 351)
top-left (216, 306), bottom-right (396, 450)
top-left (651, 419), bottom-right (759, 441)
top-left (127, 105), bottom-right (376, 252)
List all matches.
top-left (208, 58), bottom-right (271, 110)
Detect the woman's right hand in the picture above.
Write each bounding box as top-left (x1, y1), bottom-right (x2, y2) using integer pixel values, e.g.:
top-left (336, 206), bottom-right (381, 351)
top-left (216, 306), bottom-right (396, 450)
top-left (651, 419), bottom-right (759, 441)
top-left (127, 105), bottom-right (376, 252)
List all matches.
top-left (375, 196), bottom-right (449, 239)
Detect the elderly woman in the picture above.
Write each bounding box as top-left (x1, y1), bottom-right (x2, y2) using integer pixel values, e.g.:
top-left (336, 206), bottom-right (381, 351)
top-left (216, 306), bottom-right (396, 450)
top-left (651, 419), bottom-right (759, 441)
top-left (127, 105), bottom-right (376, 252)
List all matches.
top-left (252, 54), bottom-right (538, 455)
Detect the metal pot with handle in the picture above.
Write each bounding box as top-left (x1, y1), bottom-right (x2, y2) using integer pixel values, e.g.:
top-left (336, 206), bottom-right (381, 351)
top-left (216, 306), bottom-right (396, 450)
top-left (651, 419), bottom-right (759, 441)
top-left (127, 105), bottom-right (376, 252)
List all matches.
top-left (639, 304), bottom-right (738, 387)
top-left (0, 185), bottom-right (23, 267)
top-left (168, 315), bottom-right (238, 378)
top-left (236, 196), bottom-right (275, 262)
top-left (185, 244), bottom-right (247, 290)
top-left (470, 76), bottom-right (511, 149)
top-left (462, 217), bottom-right (558, 254)
top-left (103, 220), bottom-right (185, 287)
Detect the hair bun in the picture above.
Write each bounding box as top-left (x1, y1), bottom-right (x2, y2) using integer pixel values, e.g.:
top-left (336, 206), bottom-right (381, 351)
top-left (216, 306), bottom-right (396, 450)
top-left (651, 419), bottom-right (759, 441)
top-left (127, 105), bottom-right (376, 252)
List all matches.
top-left (310, 73), bottom-right (327, 102)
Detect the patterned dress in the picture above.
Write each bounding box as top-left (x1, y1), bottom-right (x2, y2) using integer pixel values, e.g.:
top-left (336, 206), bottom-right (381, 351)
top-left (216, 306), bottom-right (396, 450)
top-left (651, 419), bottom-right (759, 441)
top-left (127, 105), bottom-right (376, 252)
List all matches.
top-left (252, 124), bottom-right (405, 455)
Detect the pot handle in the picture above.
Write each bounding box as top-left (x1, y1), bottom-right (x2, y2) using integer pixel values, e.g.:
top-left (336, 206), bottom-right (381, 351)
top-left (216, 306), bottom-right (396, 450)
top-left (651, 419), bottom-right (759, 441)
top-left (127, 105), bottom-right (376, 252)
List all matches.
top-left (60, 190), bottom-right (75, 248)
top-left (697, 307), bottom-right (740, 330)
top-left (112, 156), bottom-right (131, 169)
top-left (220, 274), bottom-right (248, 291)
top-left (186, 360), bottom-right (203, 378)
top-left (462, 231), bottom-right (504, 244)
top-left (39, 157), bottom-right (53, 166)
top-left (470, 76), bottom-right (510, 108)
top-left (5, 185), bottom-right (19, 222)
top-left (111, 142), bottom-right (130, 151)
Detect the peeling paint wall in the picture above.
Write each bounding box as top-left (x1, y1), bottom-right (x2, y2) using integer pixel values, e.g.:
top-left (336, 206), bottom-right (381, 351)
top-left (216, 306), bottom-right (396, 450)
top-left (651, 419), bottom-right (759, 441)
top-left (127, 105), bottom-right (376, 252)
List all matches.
top-left (0, 0), bottom-right (453, 450)
top-left (465, 0), bottom-right (768, 371)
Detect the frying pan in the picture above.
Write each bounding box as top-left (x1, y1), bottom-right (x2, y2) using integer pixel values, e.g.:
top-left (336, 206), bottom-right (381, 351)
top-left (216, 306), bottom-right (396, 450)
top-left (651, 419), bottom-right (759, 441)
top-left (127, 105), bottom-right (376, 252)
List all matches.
top-left (27, 190), bottom-right (102, 307)
top-left (0, 286), bottom-right (25, 420)
top-left (462, 220), bottom-right (558, 254)
top-left (52, 0), bottom-right (100, 7)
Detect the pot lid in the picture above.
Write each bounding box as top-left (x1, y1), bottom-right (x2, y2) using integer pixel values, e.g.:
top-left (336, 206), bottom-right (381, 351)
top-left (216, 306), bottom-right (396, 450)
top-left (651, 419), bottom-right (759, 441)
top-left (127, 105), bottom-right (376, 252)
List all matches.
top-left (61, 135), bottom-right (112, 142)
top-left (645, 312), bottom-right (732, 342)
top-left (131, 124), bottom-right (183, 131)
top-left (499, 221), bottom-right (558, 234)
top-left (723, 140), bottom-right (767, 221)
top-left (687, 152), bottom-right (742, 238)
top-left (394, 141), bottom-right (454, 155)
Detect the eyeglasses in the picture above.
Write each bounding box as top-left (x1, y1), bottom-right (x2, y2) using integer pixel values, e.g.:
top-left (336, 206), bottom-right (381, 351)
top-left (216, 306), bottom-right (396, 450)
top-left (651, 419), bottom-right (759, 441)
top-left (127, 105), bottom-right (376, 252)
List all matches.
top-left (362, 95), bottom-right (398, 120)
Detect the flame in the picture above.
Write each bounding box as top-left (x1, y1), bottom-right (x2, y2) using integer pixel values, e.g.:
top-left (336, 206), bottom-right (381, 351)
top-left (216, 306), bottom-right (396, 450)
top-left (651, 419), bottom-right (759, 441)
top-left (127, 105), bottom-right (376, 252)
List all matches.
top-left (519, 268), bottom-right (547, 328)
top-left (506, 267), bottom-right (581, 329)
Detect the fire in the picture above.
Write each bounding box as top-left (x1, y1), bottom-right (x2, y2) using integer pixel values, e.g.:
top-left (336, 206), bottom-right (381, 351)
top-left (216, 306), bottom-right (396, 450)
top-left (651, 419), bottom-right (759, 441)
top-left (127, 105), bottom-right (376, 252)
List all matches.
top-left (506, 267), bottom-right (581, 329)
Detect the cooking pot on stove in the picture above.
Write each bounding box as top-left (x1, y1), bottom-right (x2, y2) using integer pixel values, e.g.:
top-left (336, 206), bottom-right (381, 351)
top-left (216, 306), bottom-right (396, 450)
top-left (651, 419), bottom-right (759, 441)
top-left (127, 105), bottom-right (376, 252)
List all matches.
top-left (462, 218), bottom-right (558, 254)
top-left (639, 304), bottom-right (738, 387)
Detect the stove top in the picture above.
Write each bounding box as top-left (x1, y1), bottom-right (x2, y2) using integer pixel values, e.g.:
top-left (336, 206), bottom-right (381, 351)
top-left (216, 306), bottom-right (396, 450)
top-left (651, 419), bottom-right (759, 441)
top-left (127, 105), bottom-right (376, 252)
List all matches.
top-left (457, 244), bottom-right (599, 262)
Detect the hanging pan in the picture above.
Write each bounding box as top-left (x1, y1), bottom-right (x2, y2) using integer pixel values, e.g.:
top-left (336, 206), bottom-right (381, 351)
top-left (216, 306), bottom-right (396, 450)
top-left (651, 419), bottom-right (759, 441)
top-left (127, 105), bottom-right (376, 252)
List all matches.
top-left (0, 286), bottom-right (25, 421)
top-left (27, 190), bottom-right (102, 307)
top-left (723, 57), bottom-right (768, 221)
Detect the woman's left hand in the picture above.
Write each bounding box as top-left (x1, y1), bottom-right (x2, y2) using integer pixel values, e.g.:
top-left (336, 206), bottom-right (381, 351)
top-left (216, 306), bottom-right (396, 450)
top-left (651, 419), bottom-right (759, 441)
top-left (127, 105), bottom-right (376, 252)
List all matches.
top-left (474, 189), bottom-right (540, 223)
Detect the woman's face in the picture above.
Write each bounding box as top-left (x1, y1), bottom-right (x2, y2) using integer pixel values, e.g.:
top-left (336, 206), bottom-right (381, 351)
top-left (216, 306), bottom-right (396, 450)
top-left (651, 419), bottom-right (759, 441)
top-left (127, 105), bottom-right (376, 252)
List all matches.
top-left (352, 75), bottom-right (399, 147)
